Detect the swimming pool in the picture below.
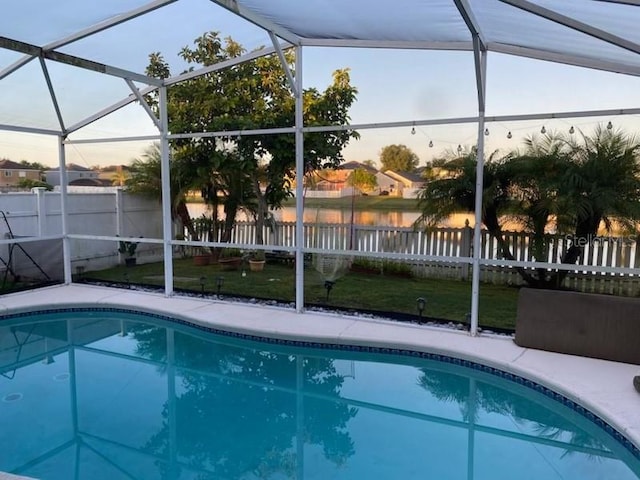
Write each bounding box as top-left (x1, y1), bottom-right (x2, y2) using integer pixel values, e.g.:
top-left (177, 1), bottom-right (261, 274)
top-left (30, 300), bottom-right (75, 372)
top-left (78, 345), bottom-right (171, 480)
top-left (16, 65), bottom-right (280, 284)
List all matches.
top-left (1, 308), bottom-right (638, 479)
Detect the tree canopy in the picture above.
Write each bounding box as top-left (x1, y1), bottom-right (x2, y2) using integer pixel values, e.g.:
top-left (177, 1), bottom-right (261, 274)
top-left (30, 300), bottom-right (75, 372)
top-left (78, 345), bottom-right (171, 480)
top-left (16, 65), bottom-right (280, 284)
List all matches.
top-left (416, 126), bottom-right (640, 289)
top-left (347, 167), bottom-right (377, 192)
top-left (379, 144), bottom-right (419, 172)
top-left (140, 32), bottom-right (358, 246)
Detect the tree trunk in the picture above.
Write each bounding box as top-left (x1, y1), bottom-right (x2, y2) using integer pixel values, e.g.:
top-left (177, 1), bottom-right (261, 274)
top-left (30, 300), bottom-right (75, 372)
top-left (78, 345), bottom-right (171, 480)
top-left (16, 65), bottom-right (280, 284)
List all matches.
top-left (175, 201), bottom-right (197, 240)
top-left (252, 177), bottom-right (268, 248)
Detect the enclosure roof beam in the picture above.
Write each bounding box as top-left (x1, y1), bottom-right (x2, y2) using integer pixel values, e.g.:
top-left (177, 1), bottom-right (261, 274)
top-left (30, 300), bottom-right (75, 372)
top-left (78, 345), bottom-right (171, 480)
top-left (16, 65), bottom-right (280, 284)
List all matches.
top-left (125, 78), bottom-right (161, 130)
top-left (0, 37), bottom-right (162, 86)
top-left (0, 54), bottom-right (36, 81)
top-left (300, 39), bottom-right (473, 51)
top-left (453, 0), bottom-right (487, 49)
top-left (489, 42), bottom-right (640, 77)
top-left (66, 85), bottom-right (157, 134)
top-left (164, 44), bottom-right (285, 85)
top-left (0, 123), bottom-right (61, 136)
top-left (594, 0), bottom-right (640, 4)
top-left (499, 0), bottom-right (640, 56)
top-left (302, 106), bottom-right (640, 133)
top-left (39, 57), bottom-right (66, 133)
top-left (269, 31), bottom-right (297, 96)
top-left (208, 0), bottom-right (301, 45)
top-left (43, 0), bottom-right (178, 51)
top-left (68, 44), bottom-right (271, 131)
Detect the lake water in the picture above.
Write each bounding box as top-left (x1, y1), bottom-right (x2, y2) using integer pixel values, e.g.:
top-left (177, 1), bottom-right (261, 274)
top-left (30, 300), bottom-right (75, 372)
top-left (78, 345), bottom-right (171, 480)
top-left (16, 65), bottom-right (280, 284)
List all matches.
top-left (187, 203), bottom-right (475, 228)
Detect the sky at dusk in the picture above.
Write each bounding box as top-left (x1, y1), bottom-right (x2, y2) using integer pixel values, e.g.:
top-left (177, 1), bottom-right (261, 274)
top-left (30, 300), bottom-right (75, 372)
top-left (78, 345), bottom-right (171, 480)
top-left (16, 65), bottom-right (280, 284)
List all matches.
top-left (2, 0), bottom-right (640, 169)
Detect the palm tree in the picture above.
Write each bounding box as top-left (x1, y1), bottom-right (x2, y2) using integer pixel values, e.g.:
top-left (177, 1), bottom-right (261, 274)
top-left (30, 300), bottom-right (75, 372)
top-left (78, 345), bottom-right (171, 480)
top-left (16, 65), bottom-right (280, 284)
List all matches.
top-left (125, 143), bottom-right (197, 240)
top-left (415, 126), bottom-right (640, 289)
top-left (555, 125), bottom-right (640, 283)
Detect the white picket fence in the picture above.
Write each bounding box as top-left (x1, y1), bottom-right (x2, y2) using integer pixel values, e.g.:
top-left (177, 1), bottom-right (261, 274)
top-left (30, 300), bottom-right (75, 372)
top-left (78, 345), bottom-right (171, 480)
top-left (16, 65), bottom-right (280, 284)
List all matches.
top-left (192, 221), bottom-right (640, 295)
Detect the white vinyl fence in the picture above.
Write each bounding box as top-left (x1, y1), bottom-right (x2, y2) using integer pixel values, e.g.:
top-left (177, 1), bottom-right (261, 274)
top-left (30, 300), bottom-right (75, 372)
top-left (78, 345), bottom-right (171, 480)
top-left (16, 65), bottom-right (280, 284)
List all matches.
top-left (2, 189), bottom-right (638, 295)
top-left (0, 188), bottom-right (163, 275)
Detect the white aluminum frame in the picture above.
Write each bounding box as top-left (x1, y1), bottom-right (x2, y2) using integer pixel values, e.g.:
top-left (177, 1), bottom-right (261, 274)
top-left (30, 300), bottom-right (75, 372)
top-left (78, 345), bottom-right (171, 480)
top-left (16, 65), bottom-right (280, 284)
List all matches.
top-left (1, 0), bottom-right (640, 336)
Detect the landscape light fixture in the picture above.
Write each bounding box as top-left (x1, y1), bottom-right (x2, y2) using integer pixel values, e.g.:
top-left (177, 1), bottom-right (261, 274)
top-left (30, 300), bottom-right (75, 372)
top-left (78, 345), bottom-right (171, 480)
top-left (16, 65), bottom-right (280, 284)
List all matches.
top-left (216, 276), bottom-right (224, 296)
top-left (416, 297), bottom-right (426, 322)
top-left (607, 121), bottom-right (613, 130)
top-left (324, 280), bottom-right (335, 301)
top-left (200, 276), bottom-right (206, 297)
top-left (540, 125), bottom-right (546, 134)
top-left (569, 126), bottom-right (575, 134)
top-left (507, 131), bottom-right (513, 139)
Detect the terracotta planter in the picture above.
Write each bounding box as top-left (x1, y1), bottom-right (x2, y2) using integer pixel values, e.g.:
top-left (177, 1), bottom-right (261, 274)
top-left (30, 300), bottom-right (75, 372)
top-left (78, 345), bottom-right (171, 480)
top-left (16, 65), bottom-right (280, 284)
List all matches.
top-left (219, 257), bottom-right (242, 271)
top-left (193, 255), bottom-right (210, 266)
top-left (249, 259), bottom-right (266, 272)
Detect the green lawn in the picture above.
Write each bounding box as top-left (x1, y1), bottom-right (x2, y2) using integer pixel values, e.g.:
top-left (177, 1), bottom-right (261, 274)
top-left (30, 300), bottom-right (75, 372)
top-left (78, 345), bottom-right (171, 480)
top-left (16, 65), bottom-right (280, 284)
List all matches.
top-left (81, 257), bottom-right (519, 330)
top-left (283, 196), bottom-right (421, 212)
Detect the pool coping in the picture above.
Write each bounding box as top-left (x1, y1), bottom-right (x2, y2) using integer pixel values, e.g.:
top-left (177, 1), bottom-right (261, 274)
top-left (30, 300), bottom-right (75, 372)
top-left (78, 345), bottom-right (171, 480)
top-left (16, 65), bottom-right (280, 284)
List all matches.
top-left (2, 283), bottom-right (640, 455)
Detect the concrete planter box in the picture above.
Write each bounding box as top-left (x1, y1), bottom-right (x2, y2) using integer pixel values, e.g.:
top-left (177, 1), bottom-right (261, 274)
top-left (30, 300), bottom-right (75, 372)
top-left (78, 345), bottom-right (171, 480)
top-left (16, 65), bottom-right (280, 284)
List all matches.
top-left (515, 288), bottom-right (640, 365)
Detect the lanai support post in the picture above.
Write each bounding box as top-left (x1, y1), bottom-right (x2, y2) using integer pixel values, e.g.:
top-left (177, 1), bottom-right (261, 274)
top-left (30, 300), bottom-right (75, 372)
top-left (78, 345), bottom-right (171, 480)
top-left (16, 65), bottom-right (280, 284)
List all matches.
top-left (58, 135), bottom-right (72, 284)
top-left (159, 85), bottom-right (174, 296)
top-left (294, 46), bottom-right (305, 313)
top-left (470, 48), bottom-right (488, 336)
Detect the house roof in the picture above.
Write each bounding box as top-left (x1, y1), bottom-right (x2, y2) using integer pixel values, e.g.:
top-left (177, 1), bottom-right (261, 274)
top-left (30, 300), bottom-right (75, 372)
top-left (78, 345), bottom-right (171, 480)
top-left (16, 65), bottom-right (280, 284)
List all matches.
top-left (46, 163), bottom-right (96, 172)
top-left (0, 159), bottom-right (37, 170)
top-left (68, 178), bottom-right (111, 187)
top-left (338, 161), bottom-right (378, 173)
top-left (384, 170), bottom-right (426, 183)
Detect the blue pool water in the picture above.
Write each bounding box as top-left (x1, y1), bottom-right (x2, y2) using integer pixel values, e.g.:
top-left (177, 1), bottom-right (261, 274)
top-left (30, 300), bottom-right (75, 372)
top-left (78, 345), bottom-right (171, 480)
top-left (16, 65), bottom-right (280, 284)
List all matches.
top-left (0, 309), bottom-right (638, 480)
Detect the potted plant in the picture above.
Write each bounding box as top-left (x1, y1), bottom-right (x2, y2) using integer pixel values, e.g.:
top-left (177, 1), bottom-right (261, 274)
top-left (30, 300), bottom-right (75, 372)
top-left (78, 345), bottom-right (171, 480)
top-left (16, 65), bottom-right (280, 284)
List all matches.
top-left (249, 249), bottom-right (266, 272)
top-left (118, 238), bottom-right (139, 267)
top-left (193, 247), bottom-right (211, 266)
top-left (218, 247), bottom-right (243, 271)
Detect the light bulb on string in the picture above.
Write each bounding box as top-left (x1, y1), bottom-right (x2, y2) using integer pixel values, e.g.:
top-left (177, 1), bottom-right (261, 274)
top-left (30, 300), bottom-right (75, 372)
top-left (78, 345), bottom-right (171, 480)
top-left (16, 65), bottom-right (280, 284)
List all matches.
top-left (540, 126), bottom-right (546, 134)
top-left (457, 144), bottom-right (463, 155)
top-left (507, 131), bottom-right (513, 139)
top-left (411, 126), bottom-right (416, 135)
top-left (607, 121), bottom-right (613, 130)
top-left (484, 128), bottom-right (489, 136)
top-left (569, 126), bottom-right (575, 134)
top-left (428, 140), bottom-right (433, 148)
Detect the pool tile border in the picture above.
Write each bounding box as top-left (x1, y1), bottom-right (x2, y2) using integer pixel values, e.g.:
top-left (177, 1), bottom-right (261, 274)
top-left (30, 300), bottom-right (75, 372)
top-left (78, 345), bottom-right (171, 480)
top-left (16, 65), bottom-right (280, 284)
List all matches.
top-left (3, 305), bottom-right (639, 460)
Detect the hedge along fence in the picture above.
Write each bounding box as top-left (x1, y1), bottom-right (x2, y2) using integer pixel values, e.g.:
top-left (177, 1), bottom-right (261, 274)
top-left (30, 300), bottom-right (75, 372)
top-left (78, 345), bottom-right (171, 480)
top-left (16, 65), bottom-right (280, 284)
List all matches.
top-left (188, 220), bottom-right (640, 295)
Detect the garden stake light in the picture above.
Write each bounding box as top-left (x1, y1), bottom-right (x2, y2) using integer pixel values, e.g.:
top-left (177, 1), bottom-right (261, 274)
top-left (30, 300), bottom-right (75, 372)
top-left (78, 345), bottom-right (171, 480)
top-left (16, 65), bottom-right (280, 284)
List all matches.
top-left (416, 297), bottom-right (426, 322)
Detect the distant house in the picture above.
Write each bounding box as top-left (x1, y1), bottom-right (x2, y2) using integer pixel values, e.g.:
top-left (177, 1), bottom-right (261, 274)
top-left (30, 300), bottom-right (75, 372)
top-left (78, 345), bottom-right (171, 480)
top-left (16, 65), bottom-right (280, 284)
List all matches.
top-left (312, 161), bottom-right (376, 192)
top-left (380, 170), bottom-right (427, 198)
top-left (45, 163), bottom-right (101, 186)
top-left (0, 159), bottom-right (41, 188)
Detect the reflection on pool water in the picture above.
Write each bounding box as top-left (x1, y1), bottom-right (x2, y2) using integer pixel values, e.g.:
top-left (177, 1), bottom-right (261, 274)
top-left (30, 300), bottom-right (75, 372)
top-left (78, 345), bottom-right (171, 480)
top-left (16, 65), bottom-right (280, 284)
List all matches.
top-left (0, 309), bottom-right (638, 480)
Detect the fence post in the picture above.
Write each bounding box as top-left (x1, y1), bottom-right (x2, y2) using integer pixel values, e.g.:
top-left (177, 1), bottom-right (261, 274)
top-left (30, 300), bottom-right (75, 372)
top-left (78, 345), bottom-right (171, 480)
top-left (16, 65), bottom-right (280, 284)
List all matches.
top-left (460, 219), bottom-right (472, 280)
top-left (34, 187), bottom-right (47, 236)
top-left (115, 188), bottom-right (124, 236)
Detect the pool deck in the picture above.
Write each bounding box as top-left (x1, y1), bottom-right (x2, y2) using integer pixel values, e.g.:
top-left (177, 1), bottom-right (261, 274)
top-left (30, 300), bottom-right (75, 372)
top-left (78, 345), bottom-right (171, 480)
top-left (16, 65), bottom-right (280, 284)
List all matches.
top-left (1, 283), bottom-right (639, 451)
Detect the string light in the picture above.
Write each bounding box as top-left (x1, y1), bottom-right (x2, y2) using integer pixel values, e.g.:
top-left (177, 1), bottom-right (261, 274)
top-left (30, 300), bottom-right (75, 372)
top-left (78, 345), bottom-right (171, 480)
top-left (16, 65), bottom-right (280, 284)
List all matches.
top-left (507, 131), bottom-right (512, 139)
top-left (411, 126), bottom-right (416, 135)
top-left (457, 145), bottom-right (463, 155)
top-left (607, 121), bottom-right (613, 130)
top-left (428, 140), bottom-right (433, 148)
top-left (540, 126), bottom-right (546, 134)
top-left (484, 128), bottom-right (489, 136)
top-left (569, 126), bottom-right (575, 134)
